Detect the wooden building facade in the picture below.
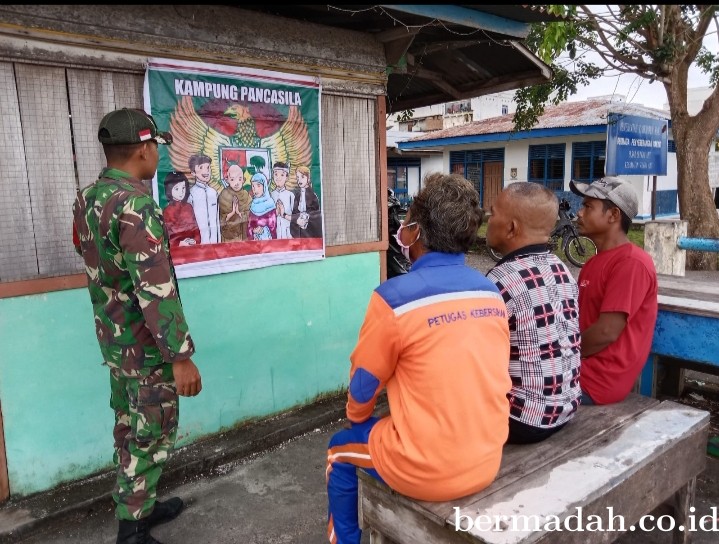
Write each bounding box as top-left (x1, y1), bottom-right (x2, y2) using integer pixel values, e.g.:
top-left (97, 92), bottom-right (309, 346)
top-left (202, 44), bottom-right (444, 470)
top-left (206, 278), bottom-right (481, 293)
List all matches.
top-left (0, 5), bottom-right (553, 501)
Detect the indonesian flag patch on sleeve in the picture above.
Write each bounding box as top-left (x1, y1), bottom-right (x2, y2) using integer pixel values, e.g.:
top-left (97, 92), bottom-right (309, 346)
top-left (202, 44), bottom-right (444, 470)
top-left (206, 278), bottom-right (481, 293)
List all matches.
top-left (138, 128), bottom-right (152, 141)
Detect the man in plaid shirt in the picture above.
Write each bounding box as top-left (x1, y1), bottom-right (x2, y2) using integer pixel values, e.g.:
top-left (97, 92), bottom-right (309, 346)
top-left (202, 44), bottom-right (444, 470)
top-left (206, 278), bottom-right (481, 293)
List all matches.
top-left (486, 183), bottom-right (581, 444)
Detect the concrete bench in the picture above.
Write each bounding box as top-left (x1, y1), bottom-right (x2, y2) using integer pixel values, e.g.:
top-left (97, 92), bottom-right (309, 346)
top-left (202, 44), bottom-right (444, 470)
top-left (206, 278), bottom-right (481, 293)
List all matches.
top-left (358, 394), bottom-right (709, 544)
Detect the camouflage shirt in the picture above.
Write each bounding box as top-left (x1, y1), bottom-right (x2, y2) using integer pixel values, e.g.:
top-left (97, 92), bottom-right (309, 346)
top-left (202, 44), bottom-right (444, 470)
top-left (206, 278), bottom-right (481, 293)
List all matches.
top-left (73, 167), bottom-right (195, 375)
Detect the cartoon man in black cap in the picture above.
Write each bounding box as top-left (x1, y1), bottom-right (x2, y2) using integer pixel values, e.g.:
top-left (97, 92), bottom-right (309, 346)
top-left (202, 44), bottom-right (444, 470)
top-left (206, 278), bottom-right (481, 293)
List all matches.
top-left (72, 108), bottom-right (202, 544)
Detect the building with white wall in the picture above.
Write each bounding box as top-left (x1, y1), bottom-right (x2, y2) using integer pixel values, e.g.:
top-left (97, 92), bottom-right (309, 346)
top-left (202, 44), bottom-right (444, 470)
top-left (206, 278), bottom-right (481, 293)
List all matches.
top-left (386, 91), bottom-right (517, 204)
top-left (387, 91), bottom-right (517, 133)
top-left (665, 86), bottom-right (713, 116)
top-left (398, 97), bottom-right (687, 219)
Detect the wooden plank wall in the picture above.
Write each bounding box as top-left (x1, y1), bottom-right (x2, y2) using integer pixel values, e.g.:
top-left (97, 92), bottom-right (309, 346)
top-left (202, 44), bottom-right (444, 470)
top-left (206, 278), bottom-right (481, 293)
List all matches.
top-left (321, 94), bottom-right (346, 246)
top-left (67, 70), bottom-right (144, 189)
top-left (377, 95), bottom-right (388, 283)
top-left (15, 64), bottom-right (79, 277)
top-left (321, 94), bottom-right (379, 246)
top-left (112, 72), bottom-right (144, 111)
top-left (0, 63), bottom-right (384, 297)
top-left (67, 70), bottom-right (116, 189)
top-left (0, 62), bottom-right (37, 283)
top-left (2, 65), bottom-right (380, 284)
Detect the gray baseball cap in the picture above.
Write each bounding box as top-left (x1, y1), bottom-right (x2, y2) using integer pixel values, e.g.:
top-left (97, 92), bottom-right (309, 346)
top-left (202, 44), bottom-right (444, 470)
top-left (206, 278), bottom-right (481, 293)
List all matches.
top-left (569, 176), bottom-right (639, 218)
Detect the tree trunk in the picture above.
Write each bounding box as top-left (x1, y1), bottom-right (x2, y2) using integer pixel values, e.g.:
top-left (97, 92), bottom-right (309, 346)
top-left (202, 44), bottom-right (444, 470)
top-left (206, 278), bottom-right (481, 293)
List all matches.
top-left (672, 117), bottom-right (719, 271)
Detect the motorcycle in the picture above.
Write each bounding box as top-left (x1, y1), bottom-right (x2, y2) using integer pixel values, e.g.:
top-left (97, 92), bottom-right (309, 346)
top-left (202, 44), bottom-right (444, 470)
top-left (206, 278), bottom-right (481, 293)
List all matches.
top-left (387, 188), bottom-right (411, 278)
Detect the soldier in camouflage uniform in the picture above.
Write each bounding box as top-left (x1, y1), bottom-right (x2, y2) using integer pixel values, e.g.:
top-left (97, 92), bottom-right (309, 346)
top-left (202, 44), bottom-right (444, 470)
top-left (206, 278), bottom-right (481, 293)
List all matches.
top-left (72, 108), bottom-right (202, 544)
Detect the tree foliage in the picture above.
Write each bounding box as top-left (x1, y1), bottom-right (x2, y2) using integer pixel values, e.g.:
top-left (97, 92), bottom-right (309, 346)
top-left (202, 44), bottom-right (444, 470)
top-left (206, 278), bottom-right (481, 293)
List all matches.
top-left (515, 5), bottom-right (719, 269)
top-left (394, 110), bottom-right (414, 123)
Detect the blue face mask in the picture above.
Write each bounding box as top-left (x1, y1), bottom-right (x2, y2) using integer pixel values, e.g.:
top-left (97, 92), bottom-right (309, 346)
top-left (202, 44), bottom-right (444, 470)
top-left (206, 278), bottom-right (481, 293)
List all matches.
top-left (395, 222), bottom-right (419, 262)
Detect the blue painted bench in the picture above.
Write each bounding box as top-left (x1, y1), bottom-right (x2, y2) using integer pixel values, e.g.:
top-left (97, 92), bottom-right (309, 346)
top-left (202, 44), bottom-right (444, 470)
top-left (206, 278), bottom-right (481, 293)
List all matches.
top-left (639, 274), bottom-right (719, 397)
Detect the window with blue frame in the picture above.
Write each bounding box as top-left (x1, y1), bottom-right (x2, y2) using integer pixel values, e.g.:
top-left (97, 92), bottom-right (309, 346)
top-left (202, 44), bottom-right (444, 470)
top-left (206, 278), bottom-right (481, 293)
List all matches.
top-left (388, 158), bottom-right (421, 206)
top-left (572, 141), bottom-right (606, 182)
top-left (528, 144), bottom-right (565, 191)
top-left (449, 148), bottom-right (505, 204)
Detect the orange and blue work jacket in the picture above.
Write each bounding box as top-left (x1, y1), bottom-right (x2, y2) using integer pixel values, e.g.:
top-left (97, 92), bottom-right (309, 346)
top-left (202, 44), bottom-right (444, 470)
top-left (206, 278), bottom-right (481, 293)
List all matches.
top-left (346, 252), bottom-right (512, 502)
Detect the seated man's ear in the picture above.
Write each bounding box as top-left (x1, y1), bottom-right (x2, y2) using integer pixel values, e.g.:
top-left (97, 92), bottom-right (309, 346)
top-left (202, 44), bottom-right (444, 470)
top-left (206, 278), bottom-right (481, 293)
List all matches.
top-left (507, 218), bottom-right (519, 239)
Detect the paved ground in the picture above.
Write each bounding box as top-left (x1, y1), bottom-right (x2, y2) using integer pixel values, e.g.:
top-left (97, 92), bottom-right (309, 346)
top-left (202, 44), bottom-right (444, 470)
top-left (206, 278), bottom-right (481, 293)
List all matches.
top-left (14, 423), bottom-right (352, 544)
top-left (0, 395), bottom-right (354, 544)
top-left (466, 245), bottom-right (581, 277)
top-left (12, 417), bottom-right (719, 544)
top-left (4, 247), bottom-right (719, 544)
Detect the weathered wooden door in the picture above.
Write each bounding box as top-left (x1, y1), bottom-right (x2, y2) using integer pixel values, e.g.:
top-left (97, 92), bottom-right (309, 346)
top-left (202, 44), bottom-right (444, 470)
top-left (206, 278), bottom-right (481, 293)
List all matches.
top-left (465, 163), bottom-right (482, 201)
top-left (482, 161), bottom-right (503, 211)
top-left (453, 162), bottom-right (483, 203)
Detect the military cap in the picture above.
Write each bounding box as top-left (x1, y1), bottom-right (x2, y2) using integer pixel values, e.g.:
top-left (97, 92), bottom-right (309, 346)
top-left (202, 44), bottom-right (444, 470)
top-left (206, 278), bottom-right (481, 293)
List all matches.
top-left (98, 108), bottom-right (172, 145)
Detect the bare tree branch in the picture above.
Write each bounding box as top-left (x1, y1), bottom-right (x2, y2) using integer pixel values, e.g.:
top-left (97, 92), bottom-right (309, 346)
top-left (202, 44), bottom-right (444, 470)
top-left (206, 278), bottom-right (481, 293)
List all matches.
top-left (577, 5), bottom-right (654, 72)
top-left (684, 6), bottom-right (715, 61)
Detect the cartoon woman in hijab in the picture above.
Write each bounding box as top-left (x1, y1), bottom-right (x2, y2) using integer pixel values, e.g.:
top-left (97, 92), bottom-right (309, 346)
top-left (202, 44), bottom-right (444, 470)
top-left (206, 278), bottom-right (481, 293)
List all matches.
top-left (247, 172), bottom-right (277, 240)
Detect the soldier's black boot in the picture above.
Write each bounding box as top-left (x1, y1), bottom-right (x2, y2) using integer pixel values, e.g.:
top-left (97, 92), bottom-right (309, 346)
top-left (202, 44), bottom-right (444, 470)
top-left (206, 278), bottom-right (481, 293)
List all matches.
top-left (146, 497), bottom-right (184, 527)
top-left (116, 519), bottom-right (163, 544)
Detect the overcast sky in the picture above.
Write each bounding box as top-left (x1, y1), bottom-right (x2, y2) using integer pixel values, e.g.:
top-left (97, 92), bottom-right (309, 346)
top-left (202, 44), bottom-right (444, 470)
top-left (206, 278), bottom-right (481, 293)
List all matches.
top-left (568, 62), bottom-right (713, 109)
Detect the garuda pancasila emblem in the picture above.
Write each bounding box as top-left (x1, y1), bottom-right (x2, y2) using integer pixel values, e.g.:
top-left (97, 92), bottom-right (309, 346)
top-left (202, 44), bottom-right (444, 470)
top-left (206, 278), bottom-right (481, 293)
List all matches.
top-left (168, 95), bottom-right (313, 192)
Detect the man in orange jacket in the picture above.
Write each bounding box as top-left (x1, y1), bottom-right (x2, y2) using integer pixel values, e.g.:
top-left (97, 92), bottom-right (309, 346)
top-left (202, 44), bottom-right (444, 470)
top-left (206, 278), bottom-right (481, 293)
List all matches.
top-left (325, 173), bottom-right (512, 544)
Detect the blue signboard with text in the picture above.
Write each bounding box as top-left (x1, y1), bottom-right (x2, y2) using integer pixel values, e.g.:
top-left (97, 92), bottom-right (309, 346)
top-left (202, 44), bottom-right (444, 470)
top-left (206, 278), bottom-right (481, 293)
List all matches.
top-left (605, 113), bottom-right (668, 176)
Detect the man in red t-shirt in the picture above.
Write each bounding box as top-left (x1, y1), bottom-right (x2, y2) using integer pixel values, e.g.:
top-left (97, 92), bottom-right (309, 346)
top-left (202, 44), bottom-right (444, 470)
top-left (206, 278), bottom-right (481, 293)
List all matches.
top-left (570, 177), bottom-right (658, 405)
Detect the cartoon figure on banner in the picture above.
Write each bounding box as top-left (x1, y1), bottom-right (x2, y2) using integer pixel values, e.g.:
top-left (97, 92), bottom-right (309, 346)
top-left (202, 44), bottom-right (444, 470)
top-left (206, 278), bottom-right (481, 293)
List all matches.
top-left (163, 171), bottom-right (201, 248)
top-left (218, 164), bottom-right (251, 242)
top-left (271, 161), bottom-right (294, 239)
top-left (290, 165), bottom-right (322, 238)
top-left (188, 154), bottom-right (220, 244)
top-left (248, 172), bottom-right (277, 240)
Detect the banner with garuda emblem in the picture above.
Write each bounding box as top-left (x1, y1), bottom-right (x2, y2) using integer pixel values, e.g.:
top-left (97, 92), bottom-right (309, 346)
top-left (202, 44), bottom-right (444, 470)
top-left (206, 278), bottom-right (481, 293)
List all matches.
top-left (144, 58), bottom-right (324, 279)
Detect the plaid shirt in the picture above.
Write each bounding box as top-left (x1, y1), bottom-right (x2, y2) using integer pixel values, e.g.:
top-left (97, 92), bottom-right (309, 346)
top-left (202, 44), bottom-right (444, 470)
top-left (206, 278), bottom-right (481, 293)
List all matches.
top-left (487, 245), bottom-right (581, 428)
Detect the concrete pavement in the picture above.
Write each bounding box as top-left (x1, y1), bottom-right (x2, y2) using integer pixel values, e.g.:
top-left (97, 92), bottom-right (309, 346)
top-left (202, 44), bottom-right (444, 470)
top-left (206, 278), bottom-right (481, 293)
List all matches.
top-left (5, 404), bottom-right (718, 544)
top-left (0, 394), bottom-right (356, 544)
top-left (14, 423), bottom-right (351, 544)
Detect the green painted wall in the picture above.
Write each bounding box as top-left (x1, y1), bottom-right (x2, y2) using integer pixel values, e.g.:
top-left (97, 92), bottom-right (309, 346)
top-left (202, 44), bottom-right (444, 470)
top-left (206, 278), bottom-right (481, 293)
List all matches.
top-left (0, 253), bottom-right (378, 497)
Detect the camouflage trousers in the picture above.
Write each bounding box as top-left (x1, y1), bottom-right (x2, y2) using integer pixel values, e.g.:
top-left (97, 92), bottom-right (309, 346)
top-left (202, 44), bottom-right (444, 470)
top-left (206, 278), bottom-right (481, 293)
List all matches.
top-left (110, 363), bottom-right (178, 521)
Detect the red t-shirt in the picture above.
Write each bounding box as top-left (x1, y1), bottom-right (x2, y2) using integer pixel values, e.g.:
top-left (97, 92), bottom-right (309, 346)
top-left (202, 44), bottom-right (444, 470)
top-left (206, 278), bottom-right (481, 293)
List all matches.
top-left (578, 243), bottom-right (658, 404)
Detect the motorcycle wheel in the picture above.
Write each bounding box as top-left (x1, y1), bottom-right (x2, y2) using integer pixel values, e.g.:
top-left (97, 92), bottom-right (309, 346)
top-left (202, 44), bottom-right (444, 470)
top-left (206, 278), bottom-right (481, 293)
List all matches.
top-left (487, 245), bottom-right (503, 263)
top-left (563, 235), bottom-right (597, 267)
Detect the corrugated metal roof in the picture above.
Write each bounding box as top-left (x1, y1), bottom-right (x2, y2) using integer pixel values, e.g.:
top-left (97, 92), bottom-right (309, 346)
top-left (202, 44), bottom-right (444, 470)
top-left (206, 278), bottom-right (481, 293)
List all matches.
top-left (240, 5), bottom-right (555, 113)
top-left (405, 97), bottom-right (670, 142)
